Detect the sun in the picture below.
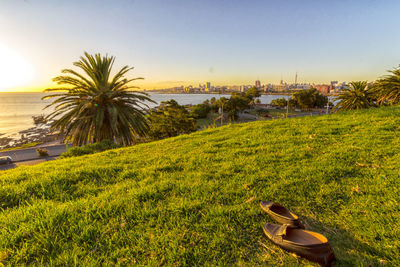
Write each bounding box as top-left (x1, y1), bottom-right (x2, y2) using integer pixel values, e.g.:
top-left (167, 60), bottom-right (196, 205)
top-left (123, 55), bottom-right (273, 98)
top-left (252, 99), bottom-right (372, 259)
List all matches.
top-left (0, 43), bottom-right (35, 91)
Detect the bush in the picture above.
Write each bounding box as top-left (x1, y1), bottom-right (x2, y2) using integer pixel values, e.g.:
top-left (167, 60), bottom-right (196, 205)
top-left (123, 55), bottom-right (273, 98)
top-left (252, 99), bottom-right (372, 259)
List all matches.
top-left (148, 100), bottom-right (198, 140)
top-left (245, 87), bottom-right (261, 100)
top-left (255, 107), bottom-right (268, 116)
top-left (190, 103), bottom-right (211, 119)
top-left (211, 97), bottom-right (229, 112)
top-left (227, 94), bottom-right (250, 120)
top-left (32, 114), bottom-right (47, 125)
top-left (270, 98), bottom-right (288, 107)
top-left (291, 88), bottom-right (327, 110)
top-left (60, 140), bottom-right (118, 158)
top-left (36, 148), bottom-right (49, 157)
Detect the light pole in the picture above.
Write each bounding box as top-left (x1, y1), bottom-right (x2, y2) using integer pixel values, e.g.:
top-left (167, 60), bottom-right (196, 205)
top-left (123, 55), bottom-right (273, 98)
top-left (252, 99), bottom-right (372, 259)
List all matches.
top-left (221, 102), bottom-right (224, 125)
top-left (286, 92), bottom-right (293, 118)
top-left (326, 101), bottom-right (330, 114)
top-left (286, 98), bottom-right (289, 118)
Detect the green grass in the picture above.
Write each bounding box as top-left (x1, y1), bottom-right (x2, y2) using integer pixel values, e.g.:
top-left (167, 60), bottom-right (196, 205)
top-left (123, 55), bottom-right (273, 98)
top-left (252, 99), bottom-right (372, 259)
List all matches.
top-left (196, 112), bottom-right (220, 129)
top-left (0, 142), bottom-right (43, 152)
top-left (1, 107), bottom-right (400, 265)
top-left (248, 108), bottom-right (313, 120)
top-left (267, 108), bottom-right (302, 117)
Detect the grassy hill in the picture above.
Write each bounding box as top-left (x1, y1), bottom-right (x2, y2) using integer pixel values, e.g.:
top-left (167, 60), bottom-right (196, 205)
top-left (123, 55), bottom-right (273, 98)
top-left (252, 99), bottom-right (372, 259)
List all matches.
top-left (1, 107), bottom-right (399, 266)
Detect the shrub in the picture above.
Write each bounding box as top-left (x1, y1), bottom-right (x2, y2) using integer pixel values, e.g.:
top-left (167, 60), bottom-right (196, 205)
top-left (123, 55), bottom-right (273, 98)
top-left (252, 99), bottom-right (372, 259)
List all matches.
top-left (36, 148), bottom-right (49, 157)
top-left (270, 98), bottom-right (288, 107)
top-left (60, 140), bottom-right (118, 158)
top-left (148, 100), bottom-right (198, 140)
top-left (244, 87), bottom-right (261, 101)
top-left (255, 107), bottom-right (268, 115)
top-left (231, 93), bottom-right (251, 109)
top-left (190, 103), bottom-right (211, 119)
top-left (291, 88), bottom-right (328, 110)
top-left (32, 115), bottom-right (47, 125)
top-left (211, 97), bottom-right (229, 112)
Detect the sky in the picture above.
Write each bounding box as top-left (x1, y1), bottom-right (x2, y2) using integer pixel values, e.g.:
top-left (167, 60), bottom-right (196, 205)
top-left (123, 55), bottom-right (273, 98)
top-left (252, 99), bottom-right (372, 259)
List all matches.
top-left (1, 0), bottom-right (400, 91)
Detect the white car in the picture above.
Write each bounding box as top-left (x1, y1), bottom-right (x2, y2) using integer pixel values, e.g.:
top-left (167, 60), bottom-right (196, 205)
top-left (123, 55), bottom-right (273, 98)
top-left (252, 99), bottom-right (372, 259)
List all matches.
top-left (0, 156), bottom-right (12, 165)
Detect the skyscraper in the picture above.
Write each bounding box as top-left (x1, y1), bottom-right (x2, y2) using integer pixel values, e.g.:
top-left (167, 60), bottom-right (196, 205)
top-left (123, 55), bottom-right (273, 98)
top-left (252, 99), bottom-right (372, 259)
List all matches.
top-left (255, 80), bottom-right (261, 88)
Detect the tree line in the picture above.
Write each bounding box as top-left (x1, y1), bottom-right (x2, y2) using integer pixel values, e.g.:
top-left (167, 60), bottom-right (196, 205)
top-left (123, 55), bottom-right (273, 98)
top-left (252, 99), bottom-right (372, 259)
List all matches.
top-left (270, 89), bottom-right (329, 110)
top-left (271, 74), bottom-right (400, 112)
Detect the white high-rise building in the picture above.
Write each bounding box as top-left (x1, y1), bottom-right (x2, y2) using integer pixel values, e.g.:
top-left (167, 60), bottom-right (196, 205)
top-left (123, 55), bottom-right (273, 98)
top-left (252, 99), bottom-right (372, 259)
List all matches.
top-left (205, 82), bottom-right (211, 92)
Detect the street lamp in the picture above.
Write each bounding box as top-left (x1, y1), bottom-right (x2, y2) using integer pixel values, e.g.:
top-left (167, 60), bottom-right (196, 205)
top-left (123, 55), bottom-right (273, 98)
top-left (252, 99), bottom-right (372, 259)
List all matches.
top-left (286, 91), bottom-right (293, 118)
top-left (286, 99), bottom-right (289, 118)
top-left (220, 102), bottom-right (224, 125)
top-left (326, 100), bottom-right (330, 114)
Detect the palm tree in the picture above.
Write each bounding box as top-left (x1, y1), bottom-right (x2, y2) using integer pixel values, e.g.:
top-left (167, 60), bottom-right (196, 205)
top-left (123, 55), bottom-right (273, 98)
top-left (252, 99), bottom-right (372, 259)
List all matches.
top-left (333, 81), bottom-right (376, 112)
top-left (43, 52), bottom-right (155, 146)
top-left (374, 66), bottom-right (400, 105)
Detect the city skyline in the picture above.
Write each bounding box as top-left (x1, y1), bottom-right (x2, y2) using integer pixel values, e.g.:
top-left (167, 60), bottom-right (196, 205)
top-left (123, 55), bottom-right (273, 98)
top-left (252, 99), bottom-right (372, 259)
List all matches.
top-left (152, 78), bottom-right (345, 95)
top-left (1, 0), bottom-right (400, 92)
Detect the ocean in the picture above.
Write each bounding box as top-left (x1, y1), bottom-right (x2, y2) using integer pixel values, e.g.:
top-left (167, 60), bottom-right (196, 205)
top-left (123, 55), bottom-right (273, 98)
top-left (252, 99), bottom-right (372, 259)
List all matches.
top-left (0, 92), bottom-right (289, 138)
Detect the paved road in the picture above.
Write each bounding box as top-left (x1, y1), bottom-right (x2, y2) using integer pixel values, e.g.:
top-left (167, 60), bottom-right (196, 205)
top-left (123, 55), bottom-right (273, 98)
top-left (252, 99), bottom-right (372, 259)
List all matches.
top-left (0, 144), bottom-right (67, 162)
top-left (0, 157), bottom-right (58, 171)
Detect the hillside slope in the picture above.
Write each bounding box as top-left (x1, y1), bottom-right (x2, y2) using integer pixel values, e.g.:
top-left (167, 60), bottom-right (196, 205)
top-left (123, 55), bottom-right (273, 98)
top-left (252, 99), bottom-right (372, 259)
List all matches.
top-left (1, 107), bottom-right (399, 265)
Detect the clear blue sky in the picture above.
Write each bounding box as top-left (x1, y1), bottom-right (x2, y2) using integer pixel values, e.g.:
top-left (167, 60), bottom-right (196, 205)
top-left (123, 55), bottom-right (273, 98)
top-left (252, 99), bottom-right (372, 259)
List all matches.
top-left (1, 0), bottom-right (400, 91)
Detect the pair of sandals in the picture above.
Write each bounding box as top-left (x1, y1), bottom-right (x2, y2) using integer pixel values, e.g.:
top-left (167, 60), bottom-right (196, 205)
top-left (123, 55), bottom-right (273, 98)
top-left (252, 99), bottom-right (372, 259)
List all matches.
top-left (260, 201), bottom-right (335, 266)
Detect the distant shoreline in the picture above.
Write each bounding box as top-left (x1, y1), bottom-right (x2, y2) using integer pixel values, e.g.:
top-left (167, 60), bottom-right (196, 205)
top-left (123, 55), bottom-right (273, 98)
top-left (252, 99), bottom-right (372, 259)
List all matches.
top-left (148, 91), bottom-right (338, 96)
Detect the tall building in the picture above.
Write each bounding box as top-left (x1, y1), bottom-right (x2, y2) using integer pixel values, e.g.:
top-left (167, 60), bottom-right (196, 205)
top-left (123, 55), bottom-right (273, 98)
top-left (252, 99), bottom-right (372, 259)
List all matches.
top-left (206, 82), bottom-right (211, 92)
top-left (315, 84), bottom-right (332, 95)
top-left (255, 80), bottom-right (261, 88)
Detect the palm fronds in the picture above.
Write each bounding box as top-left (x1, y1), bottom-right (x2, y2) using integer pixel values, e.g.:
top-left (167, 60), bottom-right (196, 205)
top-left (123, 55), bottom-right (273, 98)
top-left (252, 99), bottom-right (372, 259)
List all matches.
top-left (374, 67), bottom-right (400, 105)
top-left (43, 52), bottom-right (155, 146)
top-left (333, 81), bottom-right (376, 112)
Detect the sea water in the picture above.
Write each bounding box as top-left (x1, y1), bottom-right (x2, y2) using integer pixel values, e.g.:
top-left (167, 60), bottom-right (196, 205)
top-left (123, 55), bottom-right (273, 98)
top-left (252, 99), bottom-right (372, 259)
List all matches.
top-left (0, 92), bottom-right (290, 138)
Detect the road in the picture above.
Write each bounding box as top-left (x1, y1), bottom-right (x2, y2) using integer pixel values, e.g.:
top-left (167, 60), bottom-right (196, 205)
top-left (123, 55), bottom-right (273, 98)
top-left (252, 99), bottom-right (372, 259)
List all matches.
top-left (0, 144), bottom-right (67, 162)
top-left (0, 157), bottom-right (58, 171)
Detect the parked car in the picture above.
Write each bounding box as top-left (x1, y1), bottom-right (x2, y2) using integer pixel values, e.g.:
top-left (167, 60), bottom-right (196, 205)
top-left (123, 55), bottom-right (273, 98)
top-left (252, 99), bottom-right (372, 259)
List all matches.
top-left (264, 114), bottom-right (271, 118)
top-left (0, 156), bottom-right (12, 165)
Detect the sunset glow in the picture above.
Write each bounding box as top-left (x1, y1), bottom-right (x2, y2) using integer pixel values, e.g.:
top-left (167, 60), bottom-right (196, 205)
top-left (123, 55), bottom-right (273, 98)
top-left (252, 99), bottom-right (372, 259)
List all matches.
top-left (0, 43), bottom-right (35, 91)
top-left (2, 1), bottom-right (400, 92)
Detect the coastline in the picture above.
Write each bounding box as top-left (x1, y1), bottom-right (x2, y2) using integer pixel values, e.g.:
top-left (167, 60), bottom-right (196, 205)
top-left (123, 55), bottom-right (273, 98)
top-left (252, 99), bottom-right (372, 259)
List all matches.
top-left (149, 90), bottom-right (338, 96)
top-left (0, 121), bottom-right (60, 151)
top-left (0, 91), bottom-right (331, 150)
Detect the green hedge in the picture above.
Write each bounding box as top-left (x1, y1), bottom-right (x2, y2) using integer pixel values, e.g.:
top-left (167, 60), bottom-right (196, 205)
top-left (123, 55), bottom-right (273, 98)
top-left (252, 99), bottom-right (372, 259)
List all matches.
top-left (60, 140), bottom-right (119, 158)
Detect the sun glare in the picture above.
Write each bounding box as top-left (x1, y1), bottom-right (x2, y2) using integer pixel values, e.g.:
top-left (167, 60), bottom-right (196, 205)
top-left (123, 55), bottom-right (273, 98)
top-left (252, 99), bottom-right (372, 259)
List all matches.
top-left (0, 43), bottom-right (35, 91)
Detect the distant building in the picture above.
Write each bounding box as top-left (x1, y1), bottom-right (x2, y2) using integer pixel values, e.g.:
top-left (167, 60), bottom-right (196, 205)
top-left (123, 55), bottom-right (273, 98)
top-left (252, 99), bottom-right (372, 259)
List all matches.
top-left (228, 85), bottom-right (240, 91)
top-left (271, 84), bottom-right (287, 92)
top-left (255, 80), bottom-right (261, 88)
top-left (330, 82), bottom-right (348, 93)
top-left (315, 84), bottom-right (332, 94)
top-left (206, 82), bottom-right (211, 92)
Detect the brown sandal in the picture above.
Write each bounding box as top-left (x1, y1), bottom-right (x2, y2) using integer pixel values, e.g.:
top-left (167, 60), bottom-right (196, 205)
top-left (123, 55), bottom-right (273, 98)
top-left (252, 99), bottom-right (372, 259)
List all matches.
top-left (263, 223), bottom-right (335, 266)
top-left (260, 201), bottom-right (303, 228)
